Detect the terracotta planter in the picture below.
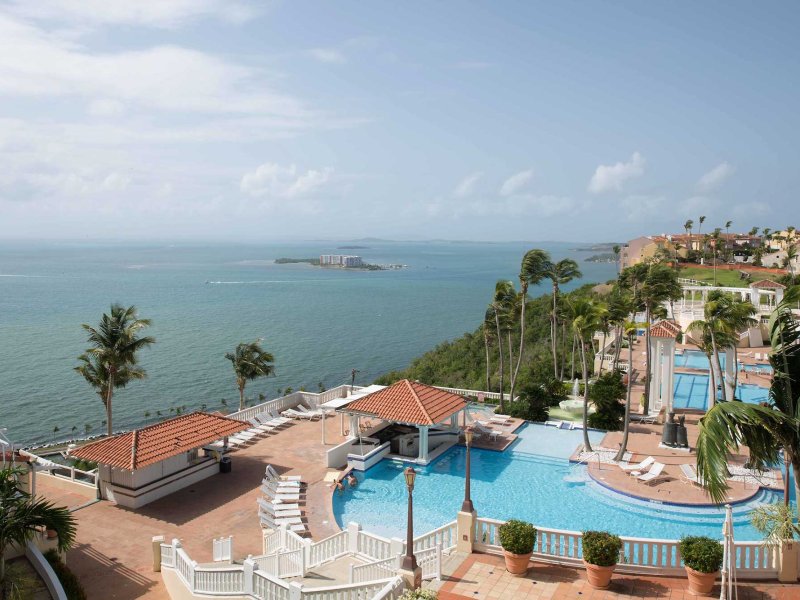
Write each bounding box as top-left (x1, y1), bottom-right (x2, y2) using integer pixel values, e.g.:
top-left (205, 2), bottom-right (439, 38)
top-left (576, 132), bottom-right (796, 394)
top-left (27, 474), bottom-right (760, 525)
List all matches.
top-left (502, 550), bottom-right (532, 576)
top-left (583, 561), bottom-right (616, 589)
top-left (685, 566), bottom-right (718, 596)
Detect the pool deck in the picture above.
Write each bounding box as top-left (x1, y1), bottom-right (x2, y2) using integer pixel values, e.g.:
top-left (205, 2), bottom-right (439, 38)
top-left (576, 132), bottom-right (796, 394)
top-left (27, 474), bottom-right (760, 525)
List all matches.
top-left (573, 423), bottom-right (783, 506)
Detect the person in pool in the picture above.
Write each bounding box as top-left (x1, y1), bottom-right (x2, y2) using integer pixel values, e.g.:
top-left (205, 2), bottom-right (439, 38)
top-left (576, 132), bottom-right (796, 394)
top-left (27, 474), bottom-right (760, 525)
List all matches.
top-left (346, 473), bottom-right (358, 488)
top-left (333, 478), bottom-right (344, 495)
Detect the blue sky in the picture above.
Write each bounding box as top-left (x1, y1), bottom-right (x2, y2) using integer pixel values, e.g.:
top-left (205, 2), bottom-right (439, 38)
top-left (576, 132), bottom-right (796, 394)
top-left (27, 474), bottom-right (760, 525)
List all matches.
top-left (1, 1), bottom-right (798, 242)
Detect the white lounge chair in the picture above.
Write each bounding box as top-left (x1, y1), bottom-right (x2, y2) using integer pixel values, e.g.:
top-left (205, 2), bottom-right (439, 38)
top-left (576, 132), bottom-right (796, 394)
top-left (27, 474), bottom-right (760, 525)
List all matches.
top-left (266, 464), bottom-right (302, 482)
top-left (266, 411), bottom-right (292, 426)
top-left (489, 414), bottom-right (512, 425)
top-left (264, 471), bottom-right (301, 488)
top-left (473, 421), bottom-right (502, 442)
top-left (259, 514), bottom-right (306, 533)
top-left (544, 420), bottom-right (563, 428)
top-left (620, 456), bottom-right (655, 472)
top-left (680, 464), bottom-right (703, 486)
top-left (636, 462), bottom-right (668, 485)
top-left (296, 405), bottom-right (324, 419)
top-left (227, 430), bottom-right (258, 445)
top-left (257, 498), bottom-right (302, 518)
top-left (569, 422), bottom-right (585, 430)
top-left (260, 483), bottom-right (301, 503)
top-left (282, 408), bottom-right (317, 421)
top-left (247, 419), bottom-right (275, 435)
top-left (258, 512), bottom-right (304, 527)
top-left (254, 414), bottom-right (285, 429)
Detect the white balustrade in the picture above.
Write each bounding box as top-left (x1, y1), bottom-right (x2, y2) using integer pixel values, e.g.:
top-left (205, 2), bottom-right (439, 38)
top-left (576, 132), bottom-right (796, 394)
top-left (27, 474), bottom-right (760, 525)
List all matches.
top-left (413, 521), bottom-right (457, 553)
top-left (434, 386), bottom-right (504, 401)
top-left (252, 570), bottom-right (291, 600)
top-left (160, 543), bottom-right (174, 568)
top-left (357, 531), bottom-right (393, 560)
top-left (254, 553), bottom-right (279, 575)
top-left (174, 546), bottom-right (196, 589)
top-left (301, 578), bottom-right (397, 600)
top-left (278, 548), bottom-right (305, 578)
top-left (734, 542), bottom-right (779, 579)
top-left (349, 555), bottom-right (398, 583)
top-left (213, 536), bottom-right (233, 562)
top-left (194, 566), bottom-right (245, 594)
top-left (416, 545), bottom-right (441, 580)
top-left (308, 531), bottom-right (348, 567)
top-left (370, 577), bottom-right (405, 600)
top-left (263, 529), bottom-right (282, 555)
top-left (284, 529), bottom-right (307, 553)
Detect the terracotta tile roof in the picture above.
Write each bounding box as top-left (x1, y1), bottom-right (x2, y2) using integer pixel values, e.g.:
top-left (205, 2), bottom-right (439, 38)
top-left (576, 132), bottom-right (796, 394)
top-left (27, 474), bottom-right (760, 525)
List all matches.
top-left (70, 412), bottom-right (249, 470)
top-left (343, 379), bottom-right (467, 426)
top-left (750, 279), bottom-right (786, 289)
top-left (650, 320), bottom-right (682, 339)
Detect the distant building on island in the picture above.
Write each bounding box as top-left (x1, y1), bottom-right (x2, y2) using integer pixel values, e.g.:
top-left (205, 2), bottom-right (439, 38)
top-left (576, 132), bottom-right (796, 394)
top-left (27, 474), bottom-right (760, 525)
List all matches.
top-left (320, 254), bottom-right (363, 267)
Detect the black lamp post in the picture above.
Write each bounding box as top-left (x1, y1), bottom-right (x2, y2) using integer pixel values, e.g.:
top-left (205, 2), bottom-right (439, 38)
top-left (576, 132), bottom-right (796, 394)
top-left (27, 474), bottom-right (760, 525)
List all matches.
top-left (461, 427), bottom-right (474, 513)
top-left (401, 466), bottom-right (418, 571)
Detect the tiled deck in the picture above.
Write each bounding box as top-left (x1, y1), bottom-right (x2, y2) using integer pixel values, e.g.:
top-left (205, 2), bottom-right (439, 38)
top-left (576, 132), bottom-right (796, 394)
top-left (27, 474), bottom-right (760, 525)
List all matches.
top-left (437, 553), bottom-right (797, 600)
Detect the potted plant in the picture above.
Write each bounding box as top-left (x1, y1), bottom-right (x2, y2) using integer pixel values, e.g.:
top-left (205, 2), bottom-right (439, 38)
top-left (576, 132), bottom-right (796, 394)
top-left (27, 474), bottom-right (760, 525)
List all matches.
top-left (751, 504), bottom-right (800, 583)
top-left (679, 536), bottom-right (723, 596)
top-left (582, 530), bottom-right (622, 589)
top-left (399, 590), bottom-right (438, 600)
top-left (498, 519), bottom-right (537, 575)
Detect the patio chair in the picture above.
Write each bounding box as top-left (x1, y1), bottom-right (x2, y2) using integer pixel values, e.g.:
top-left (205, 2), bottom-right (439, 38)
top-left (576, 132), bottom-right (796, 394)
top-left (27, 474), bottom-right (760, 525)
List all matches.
top-left (258, 511), bottom-right (304, 527)
top-left (263, 474), bottom-right (301, 489)
top-left (265, 411), bottom-right (293, 426)
top-left (296, 405), bottom-right (324, 419)
top-left (569, 422), bottom-right (585, 430)
top-left (489, 414), bottom-right (512, 425)
top-left (259, 514), bottom-right (306, 533)
top-left (257, 498), bottom-right (302, 518)
top-left (679, 464), bottom-right (703, 486)
top-left (282, 408), bottom-right (317, 420)
top-left (544, 420), bottom-right (563, 429)
top-left (620, 456), bottom-right (655, 472)
top-left (260, 483), bottom-right (302, 503)
top-left (247, 418), bottom-right (275, 435)
top-left (266, 464), bottom-right (303, 482)
top-left (227, 430), bottom-right (258, 445)
top-left (473, 421), bottom-right (502, 442)
top-left (636, 462), bottom-right (668, 485)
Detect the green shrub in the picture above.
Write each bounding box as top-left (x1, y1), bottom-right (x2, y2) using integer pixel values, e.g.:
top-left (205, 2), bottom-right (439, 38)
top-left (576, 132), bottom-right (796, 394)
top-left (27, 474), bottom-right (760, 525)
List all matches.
top-left (399, 590), bottom-right (438, 600)
top-left (582, 531), bottom-right (622, 567)
top-left (498, 519), bottom-right (537, 555)
top-left (504, 383), bottom-right (550, 421)
top-left (679, 536), bottom-right (723, 573)
top-left (587, 372), bottom-right (626, 431)
top-left (43, 549), bottom-right (87, 600)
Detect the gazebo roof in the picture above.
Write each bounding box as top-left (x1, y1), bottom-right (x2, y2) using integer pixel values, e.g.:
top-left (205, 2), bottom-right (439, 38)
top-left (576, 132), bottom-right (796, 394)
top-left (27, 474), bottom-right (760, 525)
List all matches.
top-left (342, 379), bottom-right (466, 426)
top-left (70, 412), bottom-right (248, 470)
top-left (750, 279), bottom-right (786, 289)
top-left (650, 320), bottom-right (682, 339)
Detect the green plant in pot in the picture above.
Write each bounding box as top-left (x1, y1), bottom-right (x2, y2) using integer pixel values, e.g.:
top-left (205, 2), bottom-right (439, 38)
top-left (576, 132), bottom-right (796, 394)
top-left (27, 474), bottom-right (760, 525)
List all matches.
top-left (751, 504), bottom-right (800, 583)
top-left (498, 519), bottom-right (537, 575)
top-left (582, 530), bottom-right (622, 589)
top-left (679, 536), bottom-right (723, 596)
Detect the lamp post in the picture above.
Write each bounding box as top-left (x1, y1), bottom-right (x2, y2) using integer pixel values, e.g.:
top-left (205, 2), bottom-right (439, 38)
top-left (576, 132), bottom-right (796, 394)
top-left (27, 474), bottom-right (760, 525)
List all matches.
top-left (461, 427), bottom-right (474, 513)
top-left (402, 466), bottom-right (418, 572)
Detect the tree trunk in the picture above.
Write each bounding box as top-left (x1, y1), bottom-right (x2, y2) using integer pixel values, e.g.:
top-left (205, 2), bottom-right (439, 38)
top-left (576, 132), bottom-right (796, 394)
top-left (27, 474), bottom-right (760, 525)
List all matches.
top-left (580, 341), bottom-right (592, 452)
top-left (598, 330), bottom-right (607, 376)
top-left (612, 325), bottom-right (623, 371)
top-left (709, 330), bottom-right (725, 404)
top-left (571, 334), bottom-right (577, 380)
top-left (494, 309), bottom-right (505, 412)
top-left (731, 346), bottom-right (740, 401)
top-left (512, 286), bottom-right (527, 399)
top-left (615, 335), bottom-right (634, 461)
top-left (484, 331), bottom-right (492, 392)
top-left (551, 283), bottom-right (559, 379)
top-left (707, 351), bottom-right (718, 411)
top-left (239, 384), bottom-right (246, 411)
top-left (561, 322), bottom-right (568, 380)
top-left (106, 370), bottom-right (115, 436)
top-left (507, 331), bottom-right (515, 402)
top-left (643, 307), bottom-right (652, 414)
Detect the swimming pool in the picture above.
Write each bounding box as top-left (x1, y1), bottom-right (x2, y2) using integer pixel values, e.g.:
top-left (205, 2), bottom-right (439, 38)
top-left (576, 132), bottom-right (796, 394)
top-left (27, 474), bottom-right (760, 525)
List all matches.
top-left (742, 363), bottom-right (774, 374)
top-left (674, 350), bottom-right (726, 370)
top-left (672, 373), bottom-right (769, 411)
top-left (333, 423), bottom-right (784, 541)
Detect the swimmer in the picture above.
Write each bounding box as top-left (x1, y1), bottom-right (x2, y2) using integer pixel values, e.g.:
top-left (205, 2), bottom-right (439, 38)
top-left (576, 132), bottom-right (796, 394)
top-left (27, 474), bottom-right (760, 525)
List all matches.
top-left (333, 478), bottom-right (344, 495)
top-left (346, 473), bottom-right (358, 488)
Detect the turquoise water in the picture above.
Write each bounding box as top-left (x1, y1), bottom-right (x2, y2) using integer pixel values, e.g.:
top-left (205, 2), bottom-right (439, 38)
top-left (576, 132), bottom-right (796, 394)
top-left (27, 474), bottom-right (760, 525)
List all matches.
top-left (742, 363), bottom-right (773, 374)
top-left (674, 350), bottom-right (726, 370)
top-left (333, 424), bottom-right (783, 540)
top-left (0, 241), bottom-right (616, 445)
top-left (672, 373), bottom-right (769, 411)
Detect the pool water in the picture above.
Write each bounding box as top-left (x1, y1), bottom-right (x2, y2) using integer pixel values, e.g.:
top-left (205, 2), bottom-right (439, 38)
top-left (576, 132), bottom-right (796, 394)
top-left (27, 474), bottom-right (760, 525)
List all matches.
top-left (672, 373), bottom-right (769, 411)
top-left (742, 363), bottom-right (774, 374)
top-left (333, 423), bottom-right (783, 541)
top-left (674, 350), bottom-right (774, 376)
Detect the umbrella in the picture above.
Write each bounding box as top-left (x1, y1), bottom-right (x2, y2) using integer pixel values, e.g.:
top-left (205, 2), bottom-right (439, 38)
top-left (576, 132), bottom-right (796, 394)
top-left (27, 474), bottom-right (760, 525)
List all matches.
top-left (719, 504), bottom-right (738, 600)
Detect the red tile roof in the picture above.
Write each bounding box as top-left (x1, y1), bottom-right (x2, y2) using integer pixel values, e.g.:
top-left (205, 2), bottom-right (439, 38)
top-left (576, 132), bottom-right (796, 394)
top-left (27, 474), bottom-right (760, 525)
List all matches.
top-left (750, 279), bottom-right (786, 289)
top-left (70, 412), bottom-right (249, 470)
top-left (343, 379), bottom-right (467, 426)
top-left (650, 320), bottom-right (682, 339)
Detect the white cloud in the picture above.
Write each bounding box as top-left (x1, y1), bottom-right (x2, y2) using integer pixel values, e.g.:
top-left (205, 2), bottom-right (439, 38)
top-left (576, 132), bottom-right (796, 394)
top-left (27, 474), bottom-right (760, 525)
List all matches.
top-left (680, 195), bottom-right (720, 215)
top-left (87, 98), bottom-right (125, 117)
top-left (240, 163), bottom-right (335, 198)
top-left (6, 0), bottom-right (258, 28)
top-left (308, 48), bottom-right (346, 64)
top-left (696, 162), bottom-right (734, 191)
top-left (25, 169), bottom-right (131, 196)
top-left (453, 172), bottom-right (482, 198)
top-left (588, 152), bottom-right (645, 193)
top-left (619, 194), bottom-right (665, 221)
top-left (499, 169), bottom-right (534, 196)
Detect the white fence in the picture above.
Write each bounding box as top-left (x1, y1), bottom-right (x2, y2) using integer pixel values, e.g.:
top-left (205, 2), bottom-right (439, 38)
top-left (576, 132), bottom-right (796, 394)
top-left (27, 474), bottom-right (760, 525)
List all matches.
top-left (350, 556), bottom-right (398, 584)
top-left (228, 386), bottom-right (353, 423)
top-left (434, 386), bottom-right (505, 401)
top-left (473, 517), bottom-right (781, 580)
top-left (213, 536), bottom-right (233, 562)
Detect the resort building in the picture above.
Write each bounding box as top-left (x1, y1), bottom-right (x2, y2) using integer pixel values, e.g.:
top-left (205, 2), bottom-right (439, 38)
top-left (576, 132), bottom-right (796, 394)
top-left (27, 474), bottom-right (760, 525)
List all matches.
top-left (69, 411), bottom-right (248, 508)
top-left (618, 235), bottom-right (686, 270)
top-left (319, 254), bottom-right (363, 267)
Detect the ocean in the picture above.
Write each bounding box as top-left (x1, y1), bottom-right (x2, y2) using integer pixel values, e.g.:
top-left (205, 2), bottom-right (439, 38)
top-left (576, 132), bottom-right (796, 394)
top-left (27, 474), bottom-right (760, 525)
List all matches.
top-left (0, 240), bottom-right (616, 445)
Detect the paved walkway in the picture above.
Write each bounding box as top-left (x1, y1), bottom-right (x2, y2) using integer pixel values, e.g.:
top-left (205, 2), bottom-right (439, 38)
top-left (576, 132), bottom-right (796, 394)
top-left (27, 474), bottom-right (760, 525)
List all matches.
top-left (437, 553), bottom-right (798, 600)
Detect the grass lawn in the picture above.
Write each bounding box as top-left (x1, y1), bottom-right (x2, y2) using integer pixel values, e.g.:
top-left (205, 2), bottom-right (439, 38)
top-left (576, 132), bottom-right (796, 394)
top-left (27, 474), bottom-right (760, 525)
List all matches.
top-left (679, 266), bottom-right (782, 288)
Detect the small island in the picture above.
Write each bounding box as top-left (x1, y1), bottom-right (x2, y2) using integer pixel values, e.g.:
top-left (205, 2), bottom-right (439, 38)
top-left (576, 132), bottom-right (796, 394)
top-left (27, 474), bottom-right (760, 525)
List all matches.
top-left (337, 245), bottom-right (369, 250)
top-left (275, 255), bottom-right (406, 271)
top-left (584, 253), bottom-right (617, 263)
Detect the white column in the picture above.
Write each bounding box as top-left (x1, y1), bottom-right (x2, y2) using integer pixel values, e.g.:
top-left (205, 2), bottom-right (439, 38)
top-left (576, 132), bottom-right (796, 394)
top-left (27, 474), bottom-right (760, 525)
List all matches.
top-left (418, 426), bottom-right (429, 463)
top-left (648, 337), bottom-right (659, 405)
top-left (652, 339), bottom-right (663, 412)
top-left (348, 415), bottom-right (359, 439)
top-left (664, 339), bottom-right (675, 413)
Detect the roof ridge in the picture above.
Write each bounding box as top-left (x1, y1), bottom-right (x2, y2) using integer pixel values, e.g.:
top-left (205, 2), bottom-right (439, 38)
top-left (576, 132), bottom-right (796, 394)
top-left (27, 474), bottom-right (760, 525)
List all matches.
top-left (405, 379), bottom-right (434, 425)
top-left (130, 429), bottom-right (139, 470)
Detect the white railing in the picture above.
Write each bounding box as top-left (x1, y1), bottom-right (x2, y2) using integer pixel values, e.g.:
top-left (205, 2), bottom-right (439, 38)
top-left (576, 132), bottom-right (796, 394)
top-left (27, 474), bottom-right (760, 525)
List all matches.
top-left (308, 531), bottom-right (348, 567)
top-left (253, 553), bottom-right (279, 575)
top-left (174, 545), bottom-right (196, 589)
top-left (25, 542), bottom-right (68, 600)
top-left (278, 548), bottom-right (305, 578)
top-left (413, 521), bottom-right (457, 553)
top-left (350, 555), bottom-right (398, 583)
top-left (251, 570), bottom-right (291, 599)
top-left (474, 518), bottom-right (780, 579)
top-left (194, 566), bottom-right (245, 594)
top-left (160, 543), bottom-right (174, 568)
top-left (229, 385), bottom-right (354, 422)
top-left (357, 531), bottom-right (393, 560)
top-left (284, 529), bottom-right (307, 553)
top-left (213, 536), bottom-right (233, 562)
top-left (416, 545), bottom-right (441, 580)
top-left (301, 579), bottom-right (398, 600)
top-left (263, 529), bottom-right (282, 555)
top-left (371, 577), bottom-right (405, 600)
top-left (34, 460), bottom-right (99, 488)
top-left (434, 386), bottom-right (504, 401)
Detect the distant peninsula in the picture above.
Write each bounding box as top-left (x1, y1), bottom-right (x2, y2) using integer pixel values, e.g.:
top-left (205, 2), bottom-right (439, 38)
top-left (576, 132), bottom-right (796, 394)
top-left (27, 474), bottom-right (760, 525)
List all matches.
top-left (337, 245), bottom-right (369, 250)
top-left (274, 257), bottom-right (406, 271)
top-left (584, 253), bottom-right (617, 263)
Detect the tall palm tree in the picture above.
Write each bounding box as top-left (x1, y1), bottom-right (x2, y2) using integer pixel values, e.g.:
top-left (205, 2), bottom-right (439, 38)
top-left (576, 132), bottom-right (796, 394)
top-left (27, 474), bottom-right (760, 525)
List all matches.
top-left (226, 340), bottom-right (275, 411)
top-left (698, 215), bottom-right (707, 260)
top-left (612, 244), bottom-right (621, 273)
top-left (785, 244), bottom-right (798, 278)
top-left (749, 226), bottom-right (759, 237)
top-left (607, 291), bottom-right (634, 372)
top-left (714, 295), bottom-right (758, 399)
top-left (1, 467), bottom-right (76, 593)
top-left (568, 297), bottom-right (601, 451)
top-left (512, 249), bottom-right (549, 399)
top-left (78, 304), bottom-right (154, 436)
top-left (490, 281), bottom-right (516, 410)
top-left (544, 259), bottom-right (582, 379)
top-left (595, 301), bottom-right (612, 376)
top-left (684, 219), bottom-right (694, 255)
top-left (615, 320), bottom-right (640, 461)
top-left (725, 220), bottom-right (733, 245)
top-left (696, 286), bottom-right (800, 505)
top-left (483, 308), bottom-right (496, 392)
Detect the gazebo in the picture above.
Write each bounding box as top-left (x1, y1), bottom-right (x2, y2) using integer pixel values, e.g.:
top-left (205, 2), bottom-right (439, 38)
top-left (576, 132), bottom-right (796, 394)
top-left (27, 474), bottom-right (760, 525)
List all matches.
top-left (338, 379), bottom-right (467, 464)
top-left (648, 320), bottom-right (682, 415)
top-left (70, 411), bottom-right (248, 508)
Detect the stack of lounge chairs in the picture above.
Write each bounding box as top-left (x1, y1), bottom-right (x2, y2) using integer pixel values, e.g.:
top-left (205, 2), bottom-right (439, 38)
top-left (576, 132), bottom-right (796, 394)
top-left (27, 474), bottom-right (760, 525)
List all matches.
top-left (258, 465), bottom-right (307, 534)
top-left (282, 404), bottom-right (325, 420)
top-left (207, 411), bottom-right (293, 451)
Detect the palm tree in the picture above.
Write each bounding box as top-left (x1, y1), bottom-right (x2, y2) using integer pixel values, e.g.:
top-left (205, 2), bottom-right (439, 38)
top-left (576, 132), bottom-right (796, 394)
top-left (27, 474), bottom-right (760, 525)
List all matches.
top-left (784, 244), bottom-right (798, 278)
top-left (714, 295), bottom-right (758, 399)
top-left (483, 308), bottom-right (496, 392)
top-left (725, 220), bottom-right (733, 245)
top-left (490, 281), bottom-right (516, 410)
top-left (607, 291), bottom-right (634, 372)
top-left (749, 226), bottom-right (759, 237)
top-left (615, 320), bottom-right (639, 461)
top-left (695, 286), bottom-right (800, 505)
top-left (698, 215), bottom-right (707, 260)
top-left (684, 219), bottom-right (694, 255)
top-left (1, 467), bottom-right (77, 593)
top-left (544, 259), bottom-right (582, 379)
top-left (568, 297), bottom-right (601, 451)
top-left (225, 340), bottom-right (275, 411)
top-left (595, 301), bottom-right (612, 376)
top-left (612, 244), bottom-right (621, 273)
top-left (512, 249), bottom-right (549, 399)
top-left (77, 304), bottom-right (155, 436)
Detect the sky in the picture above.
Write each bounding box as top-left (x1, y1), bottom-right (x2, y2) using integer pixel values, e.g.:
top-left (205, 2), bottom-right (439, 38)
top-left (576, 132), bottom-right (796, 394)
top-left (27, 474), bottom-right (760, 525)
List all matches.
top-left (1, 1), bottom-right (799, 243)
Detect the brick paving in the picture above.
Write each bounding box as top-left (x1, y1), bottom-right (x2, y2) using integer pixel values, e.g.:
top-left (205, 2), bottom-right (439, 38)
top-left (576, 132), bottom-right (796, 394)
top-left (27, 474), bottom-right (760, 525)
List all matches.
top-left (437, 553), bottom-right (798, 600)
